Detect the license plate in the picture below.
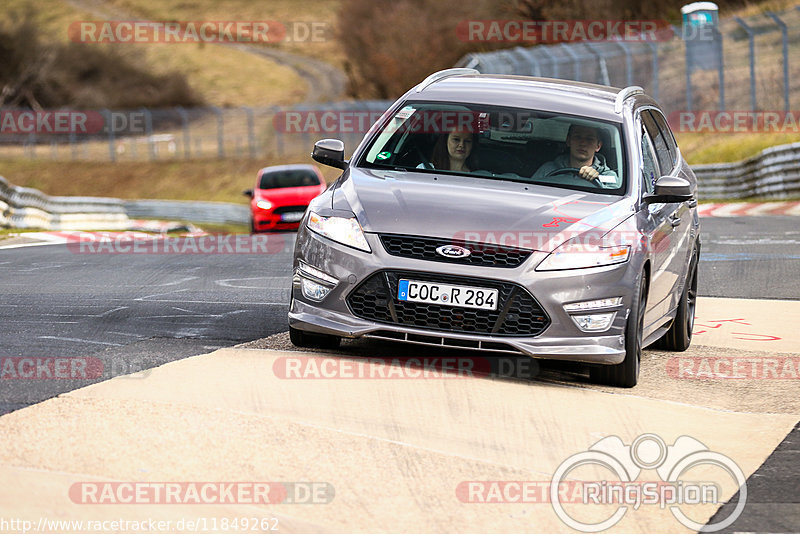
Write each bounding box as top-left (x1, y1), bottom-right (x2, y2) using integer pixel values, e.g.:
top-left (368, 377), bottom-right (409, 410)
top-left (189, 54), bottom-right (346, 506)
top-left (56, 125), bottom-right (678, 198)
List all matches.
top-left (280, 211), bottom-right (305, 222)
top-left (397, 279), bottom-right (498, 310)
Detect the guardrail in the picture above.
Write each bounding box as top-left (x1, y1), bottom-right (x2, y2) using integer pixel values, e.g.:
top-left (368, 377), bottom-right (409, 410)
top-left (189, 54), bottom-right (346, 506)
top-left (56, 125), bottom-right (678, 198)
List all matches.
top-left (124, 200), bottom-right (249, 225)
top-left (693, 141), bottom-right (800, 199)
top-left (4, 137), bottom-right (800, 233)
top-left (0, 176), bottom-right (250, 230)
top-left (0, 175), bottom-right (130, 230)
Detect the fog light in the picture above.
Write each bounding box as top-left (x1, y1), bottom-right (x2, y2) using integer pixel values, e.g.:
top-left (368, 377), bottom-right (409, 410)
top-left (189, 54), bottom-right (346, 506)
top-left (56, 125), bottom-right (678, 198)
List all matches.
top-left (297, 261), bottom-right (338, 285)
top-left (571, 312), bottom-right (616, 332)
top-left (301, 278), bottom-right (331, 301)
top-left (564, 297), bottom-right (623, 312)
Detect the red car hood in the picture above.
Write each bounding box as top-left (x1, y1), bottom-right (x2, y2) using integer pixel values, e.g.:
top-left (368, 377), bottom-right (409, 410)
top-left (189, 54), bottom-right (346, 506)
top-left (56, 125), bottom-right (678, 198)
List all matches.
top-left (256, 185), bottom-right (325, 206)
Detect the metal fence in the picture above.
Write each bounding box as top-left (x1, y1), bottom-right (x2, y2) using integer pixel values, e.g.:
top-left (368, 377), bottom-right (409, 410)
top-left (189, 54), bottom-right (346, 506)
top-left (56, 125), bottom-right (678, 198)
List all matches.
top-left (0, 101), bottom-right (392, 162)
top-left (456, 6), bottom-right (800, 116)
top-left (3, 7), bottom-right (800, 164)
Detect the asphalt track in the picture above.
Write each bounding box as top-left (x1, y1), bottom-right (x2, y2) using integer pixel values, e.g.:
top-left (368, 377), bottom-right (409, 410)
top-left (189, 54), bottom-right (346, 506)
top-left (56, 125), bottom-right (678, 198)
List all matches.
top-left (0, 215), bottom-right (798, 533)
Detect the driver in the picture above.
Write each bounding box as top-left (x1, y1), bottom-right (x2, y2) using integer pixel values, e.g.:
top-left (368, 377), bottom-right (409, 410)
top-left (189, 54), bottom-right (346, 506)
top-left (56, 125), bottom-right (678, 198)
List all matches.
top-left (533, 124), bottom-right (617, 185)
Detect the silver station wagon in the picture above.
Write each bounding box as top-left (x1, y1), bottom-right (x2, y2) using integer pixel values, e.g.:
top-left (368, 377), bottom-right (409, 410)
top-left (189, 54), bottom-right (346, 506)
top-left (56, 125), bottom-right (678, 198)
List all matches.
top-left (288, 69), bottom-right (700, 387)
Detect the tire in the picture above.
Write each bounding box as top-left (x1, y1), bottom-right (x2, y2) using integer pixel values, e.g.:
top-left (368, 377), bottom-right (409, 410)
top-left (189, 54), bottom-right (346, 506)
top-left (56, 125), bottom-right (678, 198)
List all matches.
top-left (591, 272), bottom-right (647, 388)
top-left (656, 245), bottom-right (699, 351)
top-left (289, 325), bottom-right (341, 349)
top-left (249, 217), bottom-right (257, 234)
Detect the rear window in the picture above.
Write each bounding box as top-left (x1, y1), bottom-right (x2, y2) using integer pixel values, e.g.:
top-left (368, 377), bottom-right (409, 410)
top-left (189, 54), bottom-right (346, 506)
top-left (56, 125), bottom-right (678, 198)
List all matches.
top-left (259, 170), bottom-right (320, 189)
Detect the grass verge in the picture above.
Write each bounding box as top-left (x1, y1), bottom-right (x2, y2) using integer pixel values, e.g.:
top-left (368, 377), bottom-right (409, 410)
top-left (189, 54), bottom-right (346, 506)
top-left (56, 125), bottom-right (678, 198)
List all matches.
top-left (0, 154), bottom-right (343, 203)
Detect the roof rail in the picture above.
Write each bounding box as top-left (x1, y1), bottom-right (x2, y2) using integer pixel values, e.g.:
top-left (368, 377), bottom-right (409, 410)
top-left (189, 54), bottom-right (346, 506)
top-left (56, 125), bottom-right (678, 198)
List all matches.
top-left (415, 68), bottom-right (479, 93)
top-left (614, 86), bottom-right (644, 114)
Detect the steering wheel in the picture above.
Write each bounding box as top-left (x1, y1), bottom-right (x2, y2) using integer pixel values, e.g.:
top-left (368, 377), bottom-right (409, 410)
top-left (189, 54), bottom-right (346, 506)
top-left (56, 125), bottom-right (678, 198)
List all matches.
top-left (544, 167), bottom-right (601, 187)
top-left (414, 144), bottom-right (432, 169)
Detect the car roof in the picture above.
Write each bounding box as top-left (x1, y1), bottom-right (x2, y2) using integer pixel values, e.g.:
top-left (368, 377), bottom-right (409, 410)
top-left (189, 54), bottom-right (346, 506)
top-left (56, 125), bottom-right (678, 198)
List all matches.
top-left (409, 74), bottom-right (627, 123)
top-left (259, 164), bottom-right (319, 175)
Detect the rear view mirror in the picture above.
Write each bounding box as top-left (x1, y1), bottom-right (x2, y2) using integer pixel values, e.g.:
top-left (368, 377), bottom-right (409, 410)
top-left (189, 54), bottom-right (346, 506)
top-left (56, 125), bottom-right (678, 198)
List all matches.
top-left (644, 176), bottom-right (693, 204)
top-left (312, 139), bottom-right (348, 170)
top-left (243, 189), bottom-right (253, 198)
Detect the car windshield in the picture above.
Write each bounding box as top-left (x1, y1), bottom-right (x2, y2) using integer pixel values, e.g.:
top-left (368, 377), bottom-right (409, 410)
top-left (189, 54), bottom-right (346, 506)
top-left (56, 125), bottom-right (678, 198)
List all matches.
top-left (359, 101), bottom-right (626, 195)
top-left (260, 169), bottom-right (320, 189)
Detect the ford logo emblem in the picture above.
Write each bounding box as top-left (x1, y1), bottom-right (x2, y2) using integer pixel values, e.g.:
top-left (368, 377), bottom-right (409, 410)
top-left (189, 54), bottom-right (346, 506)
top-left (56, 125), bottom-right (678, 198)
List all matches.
top-left (435, 245), bottom-right (471, 259)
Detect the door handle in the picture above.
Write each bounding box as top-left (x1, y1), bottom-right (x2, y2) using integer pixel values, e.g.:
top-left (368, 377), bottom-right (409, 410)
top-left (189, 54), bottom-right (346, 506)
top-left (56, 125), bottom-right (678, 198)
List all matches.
top-left (686, 198), bottom-right (698, 208)
top-left (669, 216), bottom-right (681, 227)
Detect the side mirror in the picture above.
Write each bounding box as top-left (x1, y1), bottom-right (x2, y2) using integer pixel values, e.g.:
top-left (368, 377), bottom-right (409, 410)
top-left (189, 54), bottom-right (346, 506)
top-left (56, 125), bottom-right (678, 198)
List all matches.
top-left (312, 139), bottom-right (348, 170)
top-left (243, 189), bottom-right (253, 198)
top-left (644, 176), bottom-right (693, 204)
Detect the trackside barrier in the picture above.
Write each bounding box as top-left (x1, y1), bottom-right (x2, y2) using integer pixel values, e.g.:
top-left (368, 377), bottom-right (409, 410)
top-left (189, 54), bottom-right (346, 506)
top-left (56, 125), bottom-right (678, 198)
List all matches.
top-left (4, 136), bottom-right (800, 232)
top-left (692, 141), bottom-right (800, 199)
top-left (123, 200), bottom-right (249, 225)
top-left (0, 175), bottom-right (129, 230)
top-left (0, 176), bottom-right (250, 230)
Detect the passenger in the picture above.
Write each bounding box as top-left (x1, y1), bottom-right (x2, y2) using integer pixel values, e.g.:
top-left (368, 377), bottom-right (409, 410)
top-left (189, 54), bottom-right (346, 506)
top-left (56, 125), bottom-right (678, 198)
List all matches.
top-left (425, 130), bottom-right (477, 172)
top-left (533, 124), bottom-right (617, 185)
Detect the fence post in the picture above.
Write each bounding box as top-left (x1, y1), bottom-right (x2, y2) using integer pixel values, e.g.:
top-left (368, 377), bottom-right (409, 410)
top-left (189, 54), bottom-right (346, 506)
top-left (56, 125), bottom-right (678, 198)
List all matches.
top-left (244, 106), bottom-right (256, 158)
top-left (212, 106), bottom-right (224, 158)
top-left (102, 109), bottom-right (116, 162)
top-left (538, 46), bottom-right (559, 78)
top-left (646, 42), bottom-right (659, 101)
top-left (583, 43), bottom-right (610, 86)
top-left (513, 47), bottom-right (540, 77)
top-left (176, 107), bottom-right (190, 159)
top-left (272, 106), bottom-right (284, 157)
top-left (141, 108), bottom-right (155, 161)
top-left (766, 12), bottom-right (789, 112)
top-left (559, 43), bottom-right (581, 81)
top-left (734, 17), bottom-right (757, 111)
top-left (69, 128), bottom-right (77, 161)
top-left (715, 26), bottom-right (725, 111)
top-left (615, 41), bottom-right (633, 87)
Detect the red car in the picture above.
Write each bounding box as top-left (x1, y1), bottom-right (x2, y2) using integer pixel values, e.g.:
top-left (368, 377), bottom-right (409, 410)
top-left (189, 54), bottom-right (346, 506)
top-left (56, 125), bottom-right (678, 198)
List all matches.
top-left (245, 164), bottom-right (327, 232)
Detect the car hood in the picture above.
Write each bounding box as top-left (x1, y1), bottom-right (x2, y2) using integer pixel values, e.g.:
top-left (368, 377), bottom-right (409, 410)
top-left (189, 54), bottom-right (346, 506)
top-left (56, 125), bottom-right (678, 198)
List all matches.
top-left (331, 168), bottom-right (636, 253)
top-left (256, 185), bottom-right (323, 204)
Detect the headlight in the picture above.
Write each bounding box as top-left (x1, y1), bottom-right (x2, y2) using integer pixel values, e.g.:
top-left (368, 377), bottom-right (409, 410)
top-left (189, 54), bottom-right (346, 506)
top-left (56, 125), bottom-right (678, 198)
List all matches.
top-left (536, 241), bottom-right (630, 271)
top-left (256, 200), bottom-right (272, 210)
top-left (307, 211), bottom-right (371, 252)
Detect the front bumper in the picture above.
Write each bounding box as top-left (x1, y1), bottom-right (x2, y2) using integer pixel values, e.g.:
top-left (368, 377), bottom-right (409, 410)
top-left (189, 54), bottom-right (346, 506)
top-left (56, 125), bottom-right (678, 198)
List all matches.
top-left (289, 226), bottom-right (640, 365)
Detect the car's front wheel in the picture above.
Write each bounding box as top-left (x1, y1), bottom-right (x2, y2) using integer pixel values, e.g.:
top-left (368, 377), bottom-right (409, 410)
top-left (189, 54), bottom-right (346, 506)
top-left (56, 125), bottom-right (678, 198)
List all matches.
top-left (591, 272), bottom-right (647, 388)
top-left (289, 325), bottom-right (341, 350)
top-left (656, 243), bottom-right (699, 351)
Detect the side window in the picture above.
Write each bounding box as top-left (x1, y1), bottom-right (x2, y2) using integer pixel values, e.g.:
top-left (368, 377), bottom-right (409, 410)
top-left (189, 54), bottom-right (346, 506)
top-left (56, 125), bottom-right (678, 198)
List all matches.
top-left (640, 126), bottom-right (659, 195)
top-left (649, 109), bottom-right (678, 166)
top-left (641, 110), bottom-right (673, 175)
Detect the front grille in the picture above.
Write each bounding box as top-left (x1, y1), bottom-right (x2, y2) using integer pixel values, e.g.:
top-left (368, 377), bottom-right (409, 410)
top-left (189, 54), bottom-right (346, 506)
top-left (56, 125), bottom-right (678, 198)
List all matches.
top-left (274, 205), bottom-right (307, 214)
top-left (379, 234), bottom-right (532, 268)
top-left (347, 271), bottom-right (549, 337)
